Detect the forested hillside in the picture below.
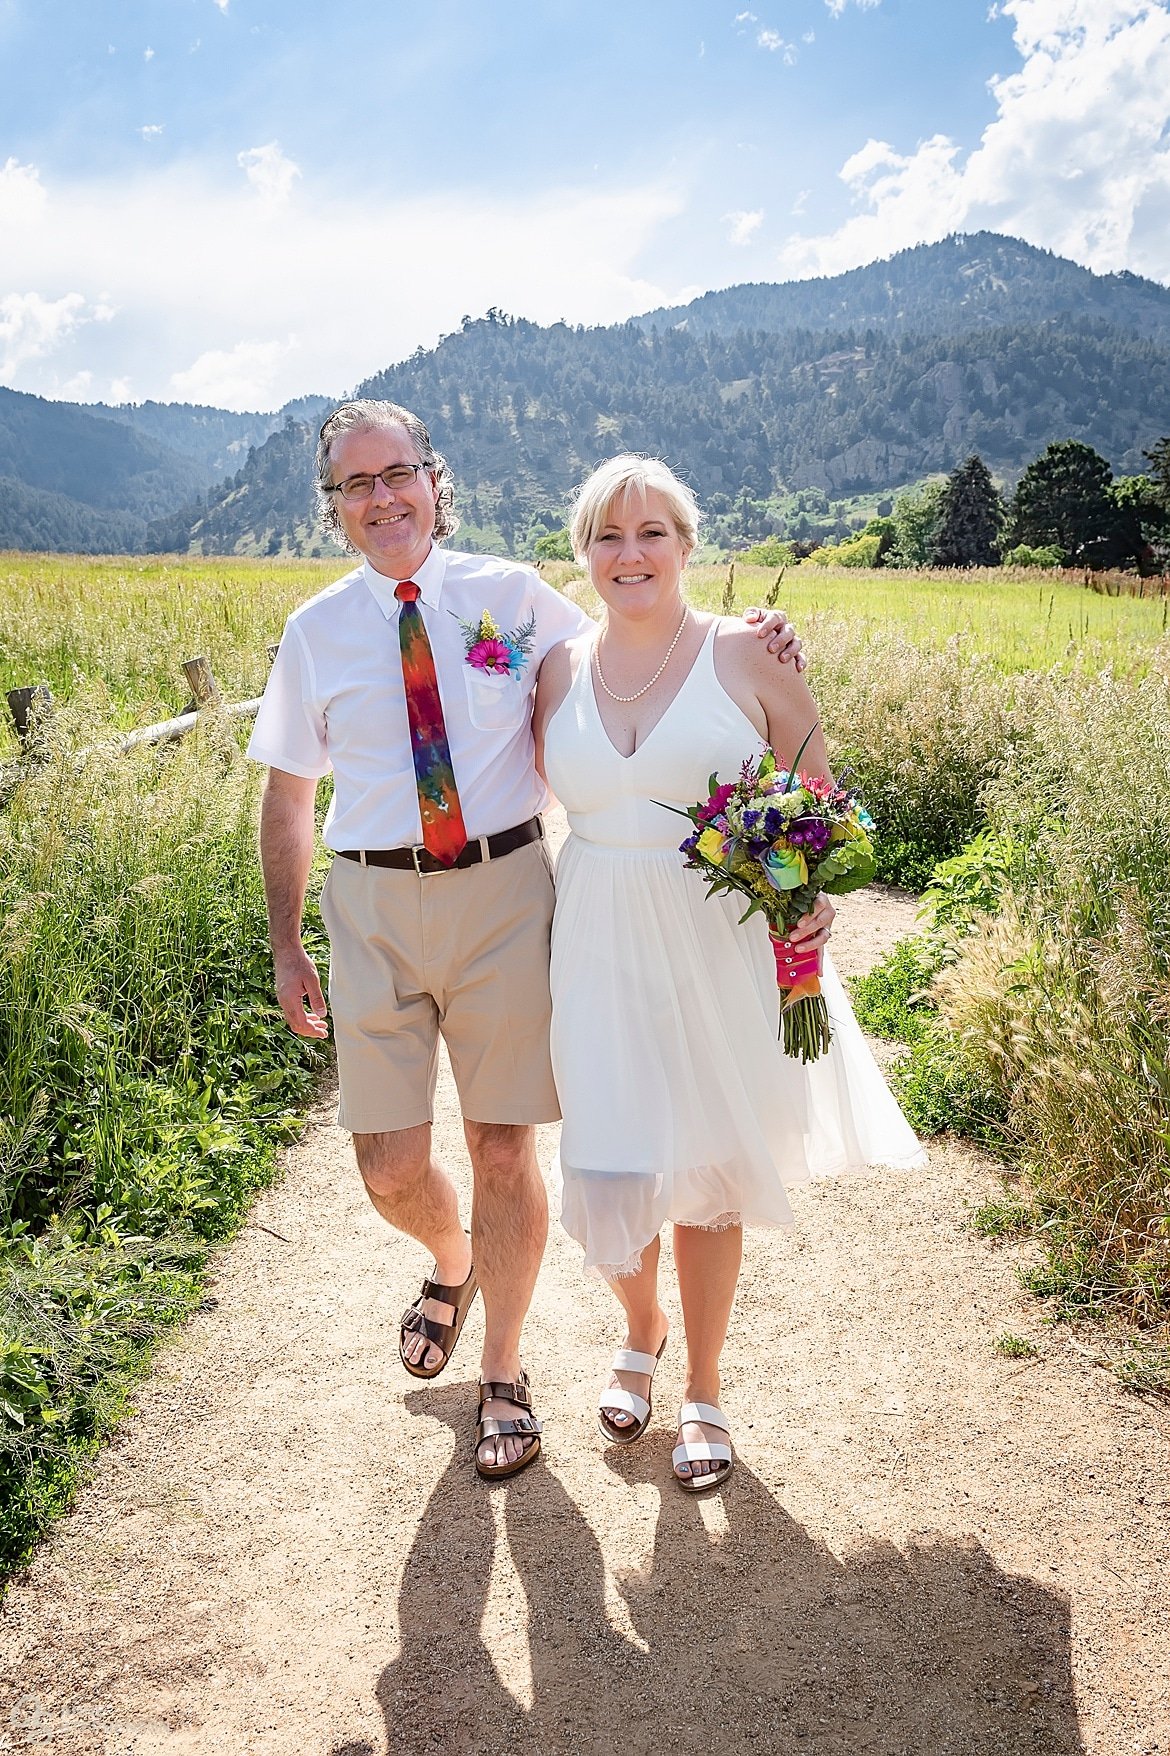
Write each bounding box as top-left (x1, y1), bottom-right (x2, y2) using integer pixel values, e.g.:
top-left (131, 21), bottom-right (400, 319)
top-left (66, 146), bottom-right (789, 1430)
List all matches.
top-left (0, 388), bottom-right (209, 552)
top-left (157, 307), bottom-right (1170, 556)
top-left (78, 394), bottom-right (333, 479)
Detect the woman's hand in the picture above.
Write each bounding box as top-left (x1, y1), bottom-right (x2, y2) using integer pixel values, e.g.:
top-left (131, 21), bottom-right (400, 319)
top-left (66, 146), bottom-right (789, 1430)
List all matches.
top-left (744, 606), bottom-right (806, 673)
top-left (787, 892), bottom-right (835, 952)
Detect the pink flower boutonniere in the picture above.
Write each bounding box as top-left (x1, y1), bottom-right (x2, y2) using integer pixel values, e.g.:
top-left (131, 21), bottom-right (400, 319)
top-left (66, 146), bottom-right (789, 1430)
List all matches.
top-left (456, 608), bottom-right (536, 678)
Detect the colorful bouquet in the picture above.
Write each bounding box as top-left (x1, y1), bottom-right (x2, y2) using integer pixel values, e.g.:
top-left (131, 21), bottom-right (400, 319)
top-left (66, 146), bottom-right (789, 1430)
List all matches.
top-left (670, 743), bottom-right (876, 1062)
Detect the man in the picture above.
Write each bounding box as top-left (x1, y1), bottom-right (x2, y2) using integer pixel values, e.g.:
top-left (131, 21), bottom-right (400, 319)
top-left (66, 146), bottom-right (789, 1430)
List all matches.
top-left (248, 399), bottom-right (805, 1479)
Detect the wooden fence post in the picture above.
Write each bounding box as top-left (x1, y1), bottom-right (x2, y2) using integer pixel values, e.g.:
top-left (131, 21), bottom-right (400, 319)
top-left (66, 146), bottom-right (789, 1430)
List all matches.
top-left (181, 657), bottom-right (221, 710)
top-left (6, 685), bottom-right (54, 750)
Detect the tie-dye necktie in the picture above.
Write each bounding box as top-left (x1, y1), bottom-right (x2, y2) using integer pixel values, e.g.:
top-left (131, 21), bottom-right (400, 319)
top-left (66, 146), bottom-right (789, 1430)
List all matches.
top-left (394, 580), bottom-right (468, 867)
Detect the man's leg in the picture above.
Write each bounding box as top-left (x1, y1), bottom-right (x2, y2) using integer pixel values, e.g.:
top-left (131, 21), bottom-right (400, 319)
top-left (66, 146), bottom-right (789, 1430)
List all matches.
top-left (354, 1124), bottom-right (473, 1374)
top-left (465, 1119), bottom-right (548, 1471)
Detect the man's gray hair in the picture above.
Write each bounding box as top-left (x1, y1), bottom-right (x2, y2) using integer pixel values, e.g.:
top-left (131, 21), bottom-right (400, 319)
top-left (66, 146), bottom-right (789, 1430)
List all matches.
top-left (315, 399), bottom-right (460, 547)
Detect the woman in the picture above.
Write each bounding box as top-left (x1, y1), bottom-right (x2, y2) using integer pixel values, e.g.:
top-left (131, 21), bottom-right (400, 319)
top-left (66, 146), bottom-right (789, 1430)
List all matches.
top-left (533, 456), bottom-right (924, 1491)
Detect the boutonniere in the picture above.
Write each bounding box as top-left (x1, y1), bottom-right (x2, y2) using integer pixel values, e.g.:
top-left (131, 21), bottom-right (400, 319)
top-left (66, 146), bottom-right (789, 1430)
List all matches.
top-left (455, 608), bottom-right (536, 678)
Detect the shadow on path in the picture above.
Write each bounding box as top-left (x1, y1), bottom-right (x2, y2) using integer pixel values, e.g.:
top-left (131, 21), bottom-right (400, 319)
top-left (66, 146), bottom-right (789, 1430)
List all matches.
top-left (333, 1387), bottom-right (1084, 1756)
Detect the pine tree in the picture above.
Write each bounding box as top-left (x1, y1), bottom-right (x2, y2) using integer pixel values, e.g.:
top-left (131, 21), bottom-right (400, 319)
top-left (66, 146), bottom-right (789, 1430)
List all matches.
top-left (931, 455), bottom-right (1004, 567)
top-left (1011, 440), bottom-right (1117, 567)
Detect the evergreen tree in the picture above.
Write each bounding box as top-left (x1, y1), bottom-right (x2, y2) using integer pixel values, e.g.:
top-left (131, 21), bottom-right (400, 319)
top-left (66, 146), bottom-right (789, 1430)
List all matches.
top-left (1011, 440), bottom-right (1118, 567)
top-left (1144, 436), bottom-right (1170, 512)
top-left (931, 454), bottom-right (1004, 566)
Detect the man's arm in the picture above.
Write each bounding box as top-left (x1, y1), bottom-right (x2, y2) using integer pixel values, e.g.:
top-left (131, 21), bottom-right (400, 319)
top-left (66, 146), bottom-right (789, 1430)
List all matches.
top-left (260, 767), bottom-right (329, 1040)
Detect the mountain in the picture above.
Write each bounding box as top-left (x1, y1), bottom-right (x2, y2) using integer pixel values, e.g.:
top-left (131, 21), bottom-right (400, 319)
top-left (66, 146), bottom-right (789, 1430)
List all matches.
top-left (3, 232), bottom-right (1168, 556)
top-left (0, 386), bottom-right (212, 552)
top-left (635, 233), bottom-right (1170, 344)
top-left (158, 296), bottom-right (1170, 557)
top-left (74, 394), bottom-right (333, 481)
top-left (0, 387), bottom-right (334, 554)
top-left (146, 418), bottom-right (341, 557)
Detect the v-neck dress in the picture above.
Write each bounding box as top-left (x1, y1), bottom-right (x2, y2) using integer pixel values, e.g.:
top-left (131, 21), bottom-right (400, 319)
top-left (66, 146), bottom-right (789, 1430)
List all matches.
top-left (543, 620), bottom-right (925, 1279)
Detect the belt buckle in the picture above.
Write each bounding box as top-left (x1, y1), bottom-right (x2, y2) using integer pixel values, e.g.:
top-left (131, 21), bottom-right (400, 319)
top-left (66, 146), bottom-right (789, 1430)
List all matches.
top-left (410, 844), bottom-right (427, 876)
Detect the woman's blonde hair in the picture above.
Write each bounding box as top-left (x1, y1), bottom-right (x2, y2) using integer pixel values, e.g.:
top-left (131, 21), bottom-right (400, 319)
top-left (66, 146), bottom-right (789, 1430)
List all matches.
top-left (568, 454), bottom-right (701, 562)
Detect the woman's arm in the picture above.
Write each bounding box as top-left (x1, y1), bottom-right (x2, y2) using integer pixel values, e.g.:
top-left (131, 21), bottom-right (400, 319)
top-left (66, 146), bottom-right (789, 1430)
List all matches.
top-left (713, 622), bottom-right (833, 783)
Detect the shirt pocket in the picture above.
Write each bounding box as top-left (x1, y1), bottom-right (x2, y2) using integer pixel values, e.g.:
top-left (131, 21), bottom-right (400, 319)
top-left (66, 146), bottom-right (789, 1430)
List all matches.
top-left (462, 665), bottom-right (528, 732)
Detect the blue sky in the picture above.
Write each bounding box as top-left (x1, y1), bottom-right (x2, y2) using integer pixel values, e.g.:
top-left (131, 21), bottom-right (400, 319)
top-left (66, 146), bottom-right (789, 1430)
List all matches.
top-left (2, 0), bottom-right (1169, 410)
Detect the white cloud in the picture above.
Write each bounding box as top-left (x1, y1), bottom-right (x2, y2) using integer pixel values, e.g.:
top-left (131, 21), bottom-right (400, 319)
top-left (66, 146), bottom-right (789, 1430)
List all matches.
top-left (0, 158), bottom-right (685, 409)
top-left (757, 27), bottom-right (798, 60)
top-left (109, 378), bottom-right (133, 402)
top-left (0, 158), bottom-right (48, 227)
top-left (825, 0), bottom-right (882, 14)
top-left (237, 141), bottom-right (301, 205)
top-left (171, 337), bottom-right (296, 408)
top-left (780, 0), bottom-right (1170, 281)
top-left (144, 46), bottom-right (154, 61)
top-left (0, 291), bottom-right (88, 377)
top-left (61, 369), bottom-right (93, 398)
top-left (212, 0), bottom-right (229, 11)
top-left (725, 208), bottom-right (764, 244)
top-left (139, 125), bottom-right (164, 140)
top-left (803, 29), bottom-right (816, 43)
top-left (735, 10), bottom-right (758, 21)
top-left (791, 188), bottom-right (810, 215)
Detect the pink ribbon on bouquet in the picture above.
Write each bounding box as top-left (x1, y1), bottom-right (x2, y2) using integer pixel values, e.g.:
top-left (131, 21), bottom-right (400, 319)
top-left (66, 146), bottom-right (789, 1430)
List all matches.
top-left (769, 931), bottom-right (823, 1006)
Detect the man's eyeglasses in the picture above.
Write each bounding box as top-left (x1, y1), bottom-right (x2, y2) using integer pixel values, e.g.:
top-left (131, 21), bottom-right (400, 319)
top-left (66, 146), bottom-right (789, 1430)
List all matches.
top-left (326, 464), bottom-right (429, 501)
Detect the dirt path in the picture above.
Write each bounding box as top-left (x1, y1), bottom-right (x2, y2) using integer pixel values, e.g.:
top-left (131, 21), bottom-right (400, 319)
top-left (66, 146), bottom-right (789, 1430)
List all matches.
top-left (2, 810), bottom-right (1168, 1756)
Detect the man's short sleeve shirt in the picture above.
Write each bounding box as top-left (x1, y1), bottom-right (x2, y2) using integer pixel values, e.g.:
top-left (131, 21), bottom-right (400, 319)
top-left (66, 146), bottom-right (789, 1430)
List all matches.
top-left (246, 544), bottom-right (593, 849)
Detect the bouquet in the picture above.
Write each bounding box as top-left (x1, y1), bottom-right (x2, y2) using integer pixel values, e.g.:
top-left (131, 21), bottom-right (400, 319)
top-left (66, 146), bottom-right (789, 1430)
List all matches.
top-left (670, 741), bottom-right (876, 1062)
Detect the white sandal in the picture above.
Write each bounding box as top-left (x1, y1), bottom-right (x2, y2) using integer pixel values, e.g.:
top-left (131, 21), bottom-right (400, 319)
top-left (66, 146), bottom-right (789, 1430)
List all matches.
top-left (597, 1336), bottom-right (668, 1445)
top-left (672, 1401), bottom-right (733, 1492)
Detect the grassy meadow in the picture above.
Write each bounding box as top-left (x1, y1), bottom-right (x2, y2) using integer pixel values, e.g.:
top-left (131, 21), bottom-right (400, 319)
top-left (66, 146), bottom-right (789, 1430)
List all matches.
top-left (0, 544), bottom-right (1167, 1576)
top-left (547, 557), bottom-right (1170, 675)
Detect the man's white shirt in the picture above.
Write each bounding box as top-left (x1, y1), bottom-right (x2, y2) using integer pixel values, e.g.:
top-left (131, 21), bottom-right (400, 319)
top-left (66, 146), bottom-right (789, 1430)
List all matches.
top-left (246, 544), bottom-right (593, 850)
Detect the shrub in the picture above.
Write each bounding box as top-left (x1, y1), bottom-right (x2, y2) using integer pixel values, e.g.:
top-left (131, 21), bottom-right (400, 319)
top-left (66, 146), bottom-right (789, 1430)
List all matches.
top-left (1003, 543), bottom-right (1063, 569)
top-left (738, 538), bottom-right (795, 568)
top-left (849, 937), bottom-right (937, 1044)
top-left (805, 533), bottom-right (885, 569)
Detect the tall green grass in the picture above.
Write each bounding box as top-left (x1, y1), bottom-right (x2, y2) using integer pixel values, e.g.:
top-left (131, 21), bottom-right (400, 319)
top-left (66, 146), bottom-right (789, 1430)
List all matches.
top-left (0, 699), bottom-right (325, 1572)
top-left (848, 655), bottom-right (1170, 1384)
top-left (0, 555), bottom-right (339, 749)
top-left (936, 664), bottom-right (1170, 1335)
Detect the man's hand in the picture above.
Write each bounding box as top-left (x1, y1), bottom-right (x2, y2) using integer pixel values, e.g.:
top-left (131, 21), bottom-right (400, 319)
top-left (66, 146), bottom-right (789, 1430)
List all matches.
top-left (744, 606), bottom-right (806, 672)
top-left (787, 891), bottom-right (835, 952)
top-left (273, 943), bottom-right (330, 1040)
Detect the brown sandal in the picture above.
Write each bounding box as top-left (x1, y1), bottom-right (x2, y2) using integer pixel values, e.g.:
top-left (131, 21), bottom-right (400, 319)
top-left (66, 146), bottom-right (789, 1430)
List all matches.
top-left (475, 1371), bottom-right (543, 1480)
top-left (399, 1248), bottom-right (479, 1381)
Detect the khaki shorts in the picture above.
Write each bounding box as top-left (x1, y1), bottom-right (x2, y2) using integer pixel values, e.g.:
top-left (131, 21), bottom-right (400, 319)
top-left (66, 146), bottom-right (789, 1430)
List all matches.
top-left (319, 837), bottom-right (560, 1134)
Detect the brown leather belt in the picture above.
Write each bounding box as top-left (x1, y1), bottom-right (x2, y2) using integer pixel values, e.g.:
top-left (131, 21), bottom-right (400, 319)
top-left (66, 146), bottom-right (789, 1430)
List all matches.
top-left (338, 816), bottom-right (543, 875)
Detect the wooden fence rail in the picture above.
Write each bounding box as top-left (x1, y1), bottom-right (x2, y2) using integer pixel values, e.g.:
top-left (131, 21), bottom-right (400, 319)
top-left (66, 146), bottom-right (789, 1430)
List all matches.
top-left (4, 651), bottom-right (277, 759)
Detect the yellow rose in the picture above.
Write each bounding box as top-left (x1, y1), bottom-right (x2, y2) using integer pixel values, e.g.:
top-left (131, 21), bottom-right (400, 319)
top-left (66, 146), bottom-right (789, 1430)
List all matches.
top-left (697, 827), bottom-right (727, 865)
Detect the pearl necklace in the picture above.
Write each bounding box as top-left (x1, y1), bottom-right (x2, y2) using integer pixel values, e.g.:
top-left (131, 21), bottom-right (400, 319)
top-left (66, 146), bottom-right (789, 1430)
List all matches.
top-left (594, 605), bottom-right (690, 703)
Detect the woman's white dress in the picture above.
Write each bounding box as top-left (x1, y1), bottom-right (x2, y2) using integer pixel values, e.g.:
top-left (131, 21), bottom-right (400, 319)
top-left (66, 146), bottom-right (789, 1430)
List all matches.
top-left (543, 621), bottom-right (925, 1278)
